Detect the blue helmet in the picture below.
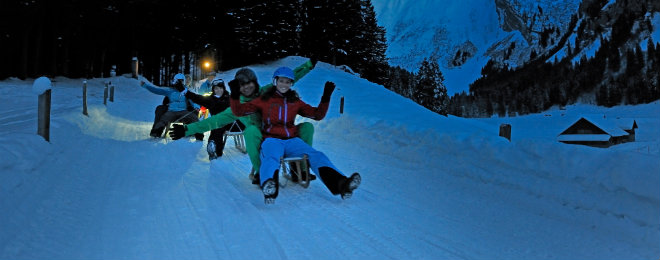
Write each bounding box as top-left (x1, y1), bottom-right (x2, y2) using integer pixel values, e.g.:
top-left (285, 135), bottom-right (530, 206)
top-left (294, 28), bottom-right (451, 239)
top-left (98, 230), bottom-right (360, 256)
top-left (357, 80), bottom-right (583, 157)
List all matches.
top-left (172, 73), bottom-right (186, 85)
top-left (272, 66), bottom-right (294, 81)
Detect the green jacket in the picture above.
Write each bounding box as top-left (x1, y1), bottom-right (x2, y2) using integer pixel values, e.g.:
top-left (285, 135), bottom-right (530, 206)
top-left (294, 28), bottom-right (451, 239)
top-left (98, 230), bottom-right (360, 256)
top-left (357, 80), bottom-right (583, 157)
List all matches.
top-left (185, 60), bottom-right (314, 136)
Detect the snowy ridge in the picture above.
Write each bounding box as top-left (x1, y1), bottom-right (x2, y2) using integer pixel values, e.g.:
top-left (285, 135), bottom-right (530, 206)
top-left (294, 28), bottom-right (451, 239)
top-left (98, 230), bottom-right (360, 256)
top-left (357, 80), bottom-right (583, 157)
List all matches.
top-left (1, 56), bottom-right (658, 259)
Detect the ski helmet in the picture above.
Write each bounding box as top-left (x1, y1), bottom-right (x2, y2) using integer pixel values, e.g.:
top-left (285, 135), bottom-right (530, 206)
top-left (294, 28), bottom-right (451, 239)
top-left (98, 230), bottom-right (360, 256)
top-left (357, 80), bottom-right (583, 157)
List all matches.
top-left (235, 68), bottom-right (257, 85)
top-left (272, 66), bottom-right (294, 81)
top-left (211, 78), bottom-right (226, 90)
top-left (172, 73), bottom-right (186, 85)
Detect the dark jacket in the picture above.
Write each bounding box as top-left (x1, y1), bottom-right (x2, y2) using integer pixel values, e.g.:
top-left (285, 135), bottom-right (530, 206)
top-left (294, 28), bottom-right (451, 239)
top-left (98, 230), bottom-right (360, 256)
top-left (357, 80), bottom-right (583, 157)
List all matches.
top-left (185, 91), bottom-right (230, 115)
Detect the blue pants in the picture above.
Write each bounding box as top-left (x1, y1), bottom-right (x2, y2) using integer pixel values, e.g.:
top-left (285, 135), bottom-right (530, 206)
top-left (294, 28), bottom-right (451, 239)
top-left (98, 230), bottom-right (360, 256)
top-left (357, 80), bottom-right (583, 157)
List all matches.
top-left (259, 137), bottom-right (344, 186)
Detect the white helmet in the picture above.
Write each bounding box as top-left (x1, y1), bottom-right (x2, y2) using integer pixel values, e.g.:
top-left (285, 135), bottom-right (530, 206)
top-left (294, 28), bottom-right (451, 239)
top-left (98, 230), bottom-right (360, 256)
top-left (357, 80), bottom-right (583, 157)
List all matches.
top-left (172, 73), bottom-right (186, 85)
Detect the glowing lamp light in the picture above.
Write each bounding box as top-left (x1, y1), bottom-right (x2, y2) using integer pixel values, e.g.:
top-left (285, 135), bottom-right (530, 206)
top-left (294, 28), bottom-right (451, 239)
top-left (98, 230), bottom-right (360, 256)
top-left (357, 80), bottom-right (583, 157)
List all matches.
top-left (204, 61), bottom-right (211, 69)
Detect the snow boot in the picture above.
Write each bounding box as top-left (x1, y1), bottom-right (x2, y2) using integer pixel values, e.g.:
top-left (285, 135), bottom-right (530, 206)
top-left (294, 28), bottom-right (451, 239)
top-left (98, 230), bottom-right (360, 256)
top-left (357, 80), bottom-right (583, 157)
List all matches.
top-left (206, 140), bottom-right (225, 160)
top-left (252, 172), bottom-right (260, 185)
top-left (262, 171), bottom-right (279, 204)
top-left (150, 127), bottom-right (164, 138)
top-left (318, 167), bottom-right (345, 195)
top-left (339, 173), bottom-right (361, 200)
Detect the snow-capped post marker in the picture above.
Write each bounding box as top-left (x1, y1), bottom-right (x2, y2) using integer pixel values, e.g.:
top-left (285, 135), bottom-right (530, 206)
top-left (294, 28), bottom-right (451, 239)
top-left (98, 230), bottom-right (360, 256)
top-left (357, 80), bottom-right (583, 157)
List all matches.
top-left (33, 76), bottom-right (52, 142)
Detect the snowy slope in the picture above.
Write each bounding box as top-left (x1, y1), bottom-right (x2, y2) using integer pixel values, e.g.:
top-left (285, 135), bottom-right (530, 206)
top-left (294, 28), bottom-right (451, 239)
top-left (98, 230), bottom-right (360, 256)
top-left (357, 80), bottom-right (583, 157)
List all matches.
top-left (1, 56), bottom-right (658, 259)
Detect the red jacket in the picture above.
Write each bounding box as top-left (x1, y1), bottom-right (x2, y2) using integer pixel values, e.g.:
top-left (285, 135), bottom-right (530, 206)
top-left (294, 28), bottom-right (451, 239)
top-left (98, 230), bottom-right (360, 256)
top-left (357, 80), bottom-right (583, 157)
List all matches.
top-left (230, 90), bottom-right (329, 139)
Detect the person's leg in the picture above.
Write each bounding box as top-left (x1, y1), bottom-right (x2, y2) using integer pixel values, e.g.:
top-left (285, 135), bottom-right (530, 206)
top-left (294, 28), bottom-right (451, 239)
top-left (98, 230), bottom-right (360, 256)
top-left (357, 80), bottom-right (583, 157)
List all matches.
top-left (283, 138), bottom-right (360, 197)
top-left (207, 126), bottom-right (227, 159)
top-left (151, 105), bottom-right (168, 137)
top-left (259, 138), bottom-right (285, 203)
top-left (244, 125), bottom-right (263, 174)
top-left (259, 138), bottom-right (285, 186)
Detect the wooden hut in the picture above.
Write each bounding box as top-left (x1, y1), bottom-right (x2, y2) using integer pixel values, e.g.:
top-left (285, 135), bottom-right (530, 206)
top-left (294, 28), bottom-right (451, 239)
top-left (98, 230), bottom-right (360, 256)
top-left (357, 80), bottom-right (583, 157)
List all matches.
top-left (557, 117), bottom-right (636, 147)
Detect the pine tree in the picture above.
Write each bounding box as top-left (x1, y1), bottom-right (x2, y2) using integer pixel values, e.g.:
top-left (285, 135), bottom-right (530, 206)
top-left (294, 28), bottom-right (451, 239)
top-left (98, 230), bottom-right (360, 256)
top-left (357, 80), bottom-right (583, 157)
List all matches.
top-left (357, 0), bottom-right (388, 84)
top-left (414, 58), bottom-right (449, 115)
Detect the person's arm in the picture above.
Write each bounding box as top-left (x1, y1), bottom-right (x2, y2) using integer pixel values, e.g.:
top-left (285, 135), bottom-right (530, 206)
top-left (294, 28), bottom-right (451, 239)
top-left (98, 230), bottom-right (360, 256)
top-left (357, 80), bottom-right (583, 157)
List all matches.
top-left (185, 91), bottom-right (215, 108)
top-left (140, 82), bottom-right (171, 96)
top-left (184, 107), bottom-right (237, 136)
top-left (297, 101), bottom-right (329, 120)
top-left (297, 81), bottom-right (335, 120)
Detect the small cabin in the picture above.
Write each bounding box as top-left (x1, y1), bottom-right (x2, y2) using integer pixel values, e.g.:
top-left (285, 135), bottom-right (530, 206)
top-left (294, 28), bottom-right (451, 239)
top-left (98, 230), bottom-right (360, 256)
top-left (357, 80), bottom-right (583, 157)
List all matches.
top-left (557, 117), bottom-right (637, 147)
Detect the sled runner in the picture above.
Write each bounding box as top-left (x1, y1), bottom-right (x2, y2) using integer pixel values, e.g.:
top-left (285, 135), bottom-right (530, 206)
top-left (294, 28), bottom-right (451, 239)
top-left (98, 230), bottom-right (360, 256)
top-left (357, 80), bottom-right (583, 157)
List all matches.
top-left (222, 121), bottom-right (247, 153)
top-left (279, 155), bottom-right (312, 188)
top-left (248, 154), bottom-right (314, 188)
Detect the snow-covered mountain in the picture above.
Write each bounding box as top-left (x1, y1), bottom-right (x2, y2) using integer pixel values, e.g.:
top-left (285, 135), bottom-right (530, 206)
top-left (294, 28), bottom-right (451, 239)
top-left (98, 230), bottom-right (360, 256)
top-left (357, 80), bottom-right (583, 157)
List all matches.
top-left (1, 56), bottom-right (659, 259)
top-left (371, 0), bottom-right (660, 95)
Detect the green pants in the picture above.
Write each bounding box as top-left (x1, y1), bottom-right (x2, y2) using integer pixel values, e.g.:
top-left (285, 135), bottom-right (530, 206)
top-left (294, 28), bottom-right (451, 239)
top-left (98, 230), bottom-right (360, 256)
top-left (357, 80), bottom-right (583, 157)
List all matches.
top-left (244, 122), bottom-right (314, 174)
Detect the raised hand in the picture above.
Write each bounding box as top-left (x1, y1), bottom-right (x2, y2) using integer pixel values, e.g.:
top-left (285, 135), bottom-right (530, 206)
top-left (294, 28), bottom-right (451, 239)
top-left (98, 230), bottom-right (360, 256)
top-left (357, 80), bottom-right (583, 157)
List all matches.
top-left (321, 81), bottom-right (335, 103)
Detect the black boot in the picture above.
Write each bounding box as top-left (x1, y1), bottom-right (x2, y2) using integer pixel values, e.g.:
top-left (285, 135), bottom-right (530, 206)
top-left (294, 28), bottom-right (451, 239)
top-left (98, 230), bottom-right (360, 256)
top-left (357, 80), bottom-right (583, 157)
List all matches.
top-left (252, 172), bottom-right (260, 185)
top-left (150, 127), bottom-right (164, 138)
top-left (318, 167), bottom-right (345, 195)
top-left (339, 173), bottom-right (361, 200)
top-left (262, 170), bottom-right (279, 204)
top-left (207, 140), bottom-right (219, 160)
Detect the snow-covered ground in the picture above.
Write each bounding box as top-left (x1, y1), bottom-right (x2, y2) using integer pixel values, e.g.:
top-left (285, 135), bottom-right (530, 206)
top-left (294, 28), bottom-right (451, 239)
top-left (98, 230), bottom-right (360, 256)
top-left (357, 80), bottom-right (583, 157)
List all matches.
top-left (1, 56), bottom-right (658, 259)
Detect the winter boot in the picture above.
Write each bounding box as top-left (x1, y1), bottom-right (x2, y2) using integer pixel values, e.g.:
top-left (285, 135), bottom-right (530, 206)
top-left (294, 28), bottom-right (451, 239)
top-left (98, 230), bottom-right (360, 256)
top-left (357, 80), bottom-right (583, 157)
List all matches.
top-left (318, 167), bottom-right (346, 195)
top-left (207, 140), bottom-right (218, 160)
top-left (339, 173), bottom-right (361, 200)
top-left (262, 171), bottom-right (279, 204)
top-left (252, 172), bottom-right (260, 185)
top-left (150, 127), bottom-right (164, 138)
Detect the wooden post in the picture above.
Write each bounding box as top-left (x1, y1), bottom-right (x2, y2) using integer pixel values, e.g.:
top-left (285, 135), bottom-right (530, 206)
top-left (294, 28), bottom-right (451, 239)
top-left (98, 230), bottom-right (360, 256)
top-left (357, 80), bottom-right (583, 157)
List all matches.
top-left (499, 124), bottom-right (511, 141)
top-left (131, 57), bottom-right (139, 78)
top-left (103, 82), bottom-right (108, 105)
top-left (82, 81), bottom-right (88, 116)
top-left (340, 96), bottom-right (344, 114)
top-left (109, 82), bottom-right (115, 102)
top-left (38, 89), bottom-right (51, 142)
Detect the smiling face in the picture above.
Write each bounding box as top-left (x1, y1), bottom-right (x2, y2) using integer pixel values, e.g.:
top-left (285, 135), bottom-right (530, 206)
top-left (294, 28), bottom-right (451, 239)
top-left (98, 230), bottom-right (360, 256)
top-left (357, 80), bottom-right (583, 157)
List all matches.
top-left (213, 85), bottom-right (224, 96)
top-left (239, 81), bottom-right (257, 97)
top-left (275, 77), bottom-right (293, 94)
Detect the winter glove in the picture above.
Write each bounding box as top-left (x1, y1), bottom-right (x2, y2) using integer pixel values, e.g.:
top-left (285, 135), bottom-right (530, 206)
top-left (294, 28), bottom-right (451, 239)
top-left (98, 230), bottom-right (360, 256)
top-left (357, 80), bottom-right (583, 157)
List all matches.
top-left (169, 124), bottom-right (187, 140)
top-left (228, 79), bottom-right (241, 100)
top-left (321, 81), bottom-right (335, 103)
top-left (173, 81), bottom-right (185, 92)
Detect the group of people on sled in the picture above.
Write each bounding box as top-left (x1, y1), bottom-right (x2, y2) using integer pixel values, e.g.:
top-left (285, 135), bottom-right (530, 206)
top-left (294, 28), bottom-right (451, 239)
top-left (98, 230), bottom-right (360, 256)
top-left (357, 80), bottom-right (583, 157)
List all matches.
top-left (138, 58), bottom-right (361, 204)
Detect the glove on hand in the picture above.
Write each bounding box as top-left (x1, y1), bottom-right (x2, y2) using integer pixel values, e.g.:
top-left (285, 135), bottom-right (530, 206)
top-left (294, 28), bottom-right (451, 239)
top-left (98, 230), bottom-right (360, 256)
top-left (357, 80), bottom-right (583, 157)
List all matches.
top-left (169, 124), bottom-right (187, 140)
top-left (228, 79), bottom-right (241, 100)
top-left (321, 81), bottom-right (335, 103)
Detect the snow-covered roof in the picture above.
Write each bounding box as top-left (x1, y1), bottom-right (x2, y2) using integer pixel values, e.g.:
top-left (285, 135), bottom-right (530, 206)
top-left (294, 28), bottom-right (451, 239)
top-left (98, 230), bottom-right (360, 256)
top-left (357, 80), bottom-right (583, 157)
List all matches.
top-left (561, 117), bottom-right (629, 137)
top-left (557, 134), bottom-right (611, 142)
top-left (613, 118), bottom-right (637, 131)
